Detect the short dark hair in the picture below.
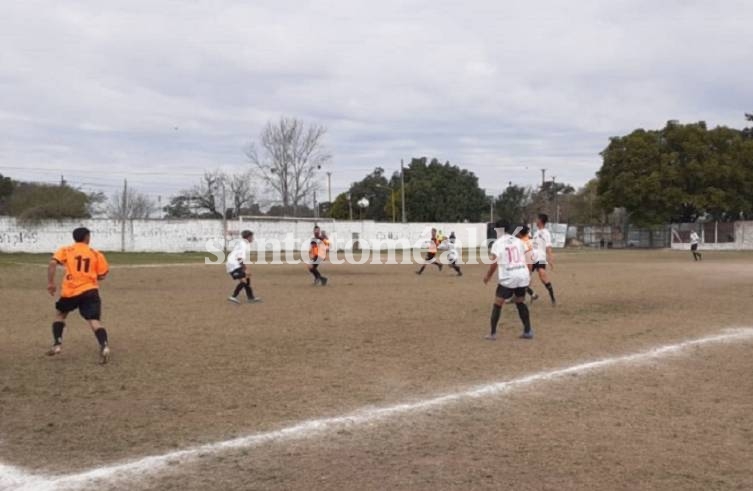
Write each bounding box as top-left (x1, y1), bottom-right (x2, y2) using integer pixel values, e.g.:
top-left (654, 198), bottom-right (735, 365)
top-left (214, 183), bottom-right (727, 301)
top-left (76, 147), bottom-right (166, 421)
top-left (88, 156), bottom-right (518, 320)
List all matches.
top-left (495, 220), bottom-right (511, 234)
top-left (241, 230), bottom-right (253, 239)
top-left (538, 213), bottom-right (549, 225)
top-left (72, 227), bottom-right (90, 243)
top-left (314, 225), bottom-right (320, 230)
top-left (517, 225), bottom-right (530, 237)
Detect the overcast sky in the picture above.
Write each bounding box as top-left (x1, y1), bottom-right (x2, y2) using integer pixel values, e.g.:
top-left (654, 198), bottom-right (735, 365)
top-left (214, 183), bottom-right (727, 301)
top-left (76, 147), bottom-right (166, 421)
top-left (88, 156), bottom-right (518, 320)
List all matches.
top-left (1, 0), bottom-right (751, 203)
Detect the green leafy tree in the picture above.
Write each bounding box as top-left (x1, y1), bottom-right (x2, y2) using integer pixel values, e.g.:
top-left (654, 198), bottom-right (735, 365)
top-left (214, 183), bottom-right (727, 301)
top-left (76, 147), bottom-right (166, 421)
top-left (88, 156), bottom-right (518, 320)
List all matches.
top-left (8, 182), bottom-right (92, 222)
top-left (329, 192), bottom-right (351, 220)
top-left (163, 194), bottom-right (194, 218)
top-left (494, 185), bottom-right (532, 225)
top-left (0, 174), bottom-right (15, 214)
top-left (598, 120), bottom-right (753, 224)
top-left (568, 178), bottom-right (604, 224)
top-left (334, 167), bottom-right (391, 221)
top-left (388, 157), bottom-right (488, 222)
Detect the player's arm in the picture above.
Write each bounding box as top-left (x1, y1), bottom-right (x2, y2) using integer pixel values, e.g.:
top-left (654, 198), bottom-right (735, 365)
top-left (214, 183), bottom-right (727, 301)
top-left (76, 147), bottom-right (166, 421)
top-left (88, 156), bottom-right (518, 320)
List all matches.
top-left (524, 244), bottom-right (533, 272)
top-left (47, 258), bottom-right (60, 296)
top-left (483, 255), bottom-right (498, 285)
top-left (546, 246), bottom-right (554, 270)
top-left (96, 251), bottom-right (110, 280)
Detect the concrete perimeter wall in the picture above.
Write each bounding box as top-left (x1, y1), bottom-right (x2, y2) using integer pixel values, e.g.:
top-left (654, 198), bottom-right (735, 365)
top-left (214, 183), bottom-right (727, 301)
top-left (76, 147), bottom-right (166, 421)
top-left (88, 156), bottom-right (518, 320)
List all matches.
top-left (671, 221), bottom-right (753, 251)
top-left (0, 217), bottom-right (572, 253)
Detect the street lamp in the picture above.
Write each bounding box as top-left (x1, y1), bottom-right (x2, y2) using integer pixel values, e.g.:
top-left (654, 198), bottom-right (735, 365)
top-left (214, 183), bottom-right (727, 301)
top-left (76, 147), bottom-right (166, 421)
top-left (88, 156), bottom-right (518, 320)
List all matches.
top-left (357, 197), bottom-right (369, 220)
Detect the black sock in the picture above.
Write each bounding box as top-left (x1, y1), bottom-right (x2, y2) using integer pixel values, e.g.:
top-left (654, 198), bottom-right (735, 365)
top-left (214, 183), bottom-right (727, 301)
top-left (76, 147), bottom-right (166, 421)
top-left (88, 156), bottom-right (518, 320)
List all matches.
top-left (232, 282), bottom-right (245, 297)
top-left (311, 266), bottom-right (322, 280)
top-left (516, 302), bottom-right (532, 334)
top-left (490, 304), bottom-right (502, 335)
top-left (526, 287), bottom-right (534, 295)
top-left (52, 321), bottom-right (65, 345)
top-left (417, 265), bottom-right (426, 274)
top-left (243, 280), bottom-right (254, 299)
top-left (94, 328), bottom-right (108, 348)
top-left (545, 282), bottom-right (556, 302)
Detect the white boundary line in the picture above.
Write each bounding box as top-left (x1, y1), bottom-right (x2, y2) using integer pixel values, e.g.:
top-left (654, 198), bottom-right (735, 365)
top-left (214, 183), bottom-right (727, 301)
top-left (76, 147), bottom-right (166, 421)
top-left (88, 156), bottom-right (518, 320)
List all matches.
top-left (2, 327), bottom-right (752, 491)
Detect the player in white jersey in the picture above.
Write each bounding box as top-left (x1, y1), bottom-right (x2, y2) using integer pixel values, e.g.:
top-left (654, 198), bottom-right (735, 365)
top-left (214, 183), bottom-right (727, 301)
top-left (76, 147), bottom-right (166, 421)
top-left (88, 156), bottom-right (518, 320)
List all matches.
top-left (444, 232), bottom-right (463, 276)
top-left (483, 222), bottom-right (533, 340)
top-left (531, 213), bottom-right (557, 305)
top-left (226, 230), bottom-right (262, 304)
top-left (689, 230), bottom-right (702, 261)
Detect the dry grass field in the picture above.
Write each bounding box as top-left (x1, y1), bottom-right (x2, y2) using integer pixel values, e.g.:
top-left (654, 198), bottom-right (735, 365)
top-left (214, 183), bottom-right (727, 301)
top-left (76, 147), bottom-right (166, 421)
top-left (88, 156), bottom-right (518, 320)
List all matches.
top-left (1, 249), bottom-right (752, 490)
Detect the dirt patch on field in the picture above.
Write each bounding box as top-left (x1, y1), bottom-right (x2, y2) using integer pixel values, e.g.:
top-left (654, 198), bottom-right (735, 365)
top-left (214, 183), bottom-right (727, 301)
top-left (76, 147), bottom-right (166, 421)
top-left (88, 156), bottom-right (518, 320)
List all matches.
top-left (1, 250), bottom-right (752, 489)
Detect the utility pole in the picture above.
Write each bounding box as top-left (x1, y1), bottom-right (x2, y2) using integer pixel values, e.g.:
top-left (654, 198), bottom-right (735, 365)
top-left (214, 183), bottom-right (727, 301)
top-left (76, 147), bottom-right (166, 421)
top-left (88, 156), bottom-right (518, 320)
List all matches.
top-left (313, 190), bottom-right (318, 218)
top-left (489, 195), bottom-right (494, 223)
top-left (551, 176), bottom-right (559, 223)
top-left (347, 193), bottom-right (353, 221)
top-left (326, 171), bottom-right (332, 203)
top-left (120, 179), bottom-right (127, 252)
top-left (391, 187), bottom-right (396, 223)
top-left (400, 159), bottom-right (407, 223)
top-left (540, 169), bottom-right (547, 187)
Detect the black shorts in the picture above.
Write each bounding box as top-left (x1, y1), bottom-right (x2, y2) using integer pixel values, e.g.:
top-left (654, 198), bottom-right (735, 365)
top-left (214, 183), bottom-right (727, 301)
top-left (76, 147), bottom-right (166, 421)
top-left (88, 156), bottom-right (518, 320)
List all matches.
top-left (55, 289), bottom-right (102, 320)
top-left (691, 244), bottom-right (698, 251)
top-left (532, 262), bottom-right (547, 271)
top-left (496, 285), bottom-right (527, 300)
top-left (230, 267), bottom-right (247, 280)
top-left (425, 252), bottom-right (437, 262)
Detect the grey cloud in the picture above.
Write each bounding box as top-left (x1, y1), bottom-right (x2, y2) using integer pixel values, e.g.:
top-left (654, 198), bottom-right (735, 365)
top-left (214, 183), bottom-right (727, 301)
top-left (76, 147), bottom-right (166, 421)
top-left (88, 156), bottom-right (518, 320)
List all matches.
top-left (1, 0), bottom-right (752, 200)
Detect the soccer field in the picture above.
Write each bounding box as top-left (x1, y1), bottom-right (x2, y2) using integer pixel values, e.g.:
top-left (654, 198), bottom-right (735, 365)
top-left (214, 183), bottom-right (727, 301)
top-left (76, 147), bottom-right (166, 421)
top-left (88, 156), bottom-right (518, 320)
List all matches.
top-left (1, 249), bottom-right (753, 490)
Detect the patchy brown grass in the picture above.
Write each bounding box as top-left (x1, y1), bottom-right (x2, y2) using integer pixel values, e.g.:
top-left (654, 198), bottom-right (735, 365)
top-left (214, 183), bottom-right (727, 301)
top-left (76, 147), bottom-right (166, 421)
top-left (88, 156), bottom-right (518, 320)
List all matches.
top-left (1, 249), bottom-right (752, 489)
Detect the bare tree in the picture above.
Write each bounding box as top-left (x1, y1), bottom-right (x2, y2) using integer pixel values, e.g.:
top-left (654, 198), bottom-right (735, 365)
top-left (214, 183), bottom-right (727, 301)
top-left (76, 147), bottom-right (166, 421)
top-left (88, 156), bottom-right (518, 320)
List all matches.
top-left (108, 188), bottom-right (157, 220)
top-left (189, 171), bottom-right (225, 218)
top-left (246, 117), bottom-right (330, 216)
top-left (227, 171), bottom-right (256, 218)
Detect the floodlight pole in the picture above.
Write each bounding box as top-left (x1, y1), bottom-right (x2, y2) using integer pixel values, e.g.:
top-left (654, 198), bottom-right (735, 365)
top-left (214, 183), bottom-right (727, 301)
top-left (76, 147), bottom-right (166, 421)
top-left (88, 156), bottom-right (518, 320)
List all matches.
top-left (400, 159), bottom-right (406, 223)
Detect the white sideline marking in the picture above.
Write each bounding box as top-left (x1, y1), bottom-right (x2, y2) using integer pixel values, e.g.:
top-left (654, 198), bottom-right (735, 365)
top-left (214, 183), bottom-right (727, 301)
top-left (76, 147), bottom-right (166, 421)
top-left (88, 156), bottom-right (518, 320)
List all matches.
top-left (2, 328), bottom-right (753, 491)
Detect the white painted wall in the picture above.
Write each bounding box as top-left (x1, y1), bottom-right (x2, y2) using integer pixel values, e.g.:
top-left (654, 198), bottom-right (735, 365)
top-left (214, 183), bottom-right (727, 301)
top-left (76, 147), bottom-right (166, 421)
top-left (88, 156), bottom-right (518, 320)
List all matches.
top-left (0, 217), bottom-right (224, 253)
top-left (670, 221), bottom-right (753, 251)
top-left (0, 217), bottom-right (576, 253)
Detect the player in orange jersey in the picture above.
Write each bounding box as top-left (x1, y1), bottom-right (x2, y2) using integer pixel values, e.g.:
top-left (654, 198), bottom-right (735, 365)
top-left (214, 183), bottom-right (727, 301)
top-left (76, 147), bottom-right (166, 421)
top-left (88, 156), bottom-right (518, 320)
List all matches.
top-left (416, 228), bottom-right (443, 275)
top-left (307, 225), bottom-right (328, 286)
top-left (46, 227), bottom-right (111, 364)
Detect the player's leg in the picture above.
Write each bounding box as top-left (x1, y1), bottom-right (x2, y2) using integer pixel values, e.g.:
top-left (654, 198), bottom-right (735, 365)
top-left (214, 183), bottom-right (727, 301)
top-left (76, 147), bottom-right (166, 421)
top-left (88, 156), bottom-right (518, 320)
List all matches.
top-left (47, 306), bottom-right (70, 356)
top-left (487, 286), bottom-right (510, 340)
top-left (513, 288), bottom-right (533, 339)
top-left (228, 268), bottom-right (245, 303)
top-left (80, 290), bottom-right (109, 364)
top-left (242, 277), bottom-right (262, 302)
top-left (450, 259), bottom-right (462, 276)
top-left (318, 266), bottom-right (328, 286)
top-left (537, 267), bottom-right (556, 305)
top-left (526, 286), bottom-right (538, 303)
top-left (692, 244), bottom-right (702, 261)
top-left (309, 263), bottom-right (322, 284)
top-left (416, 253), bottom-right (432, 274)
